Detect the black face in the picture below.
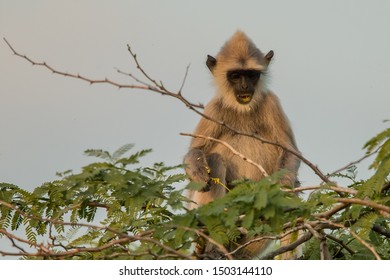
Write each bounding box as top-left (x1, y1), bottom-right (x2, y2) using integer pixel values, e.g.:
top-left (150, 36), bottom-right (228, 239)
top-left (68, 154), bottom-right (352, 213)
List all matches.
top-left (226, 69), bottom-right (261, 104)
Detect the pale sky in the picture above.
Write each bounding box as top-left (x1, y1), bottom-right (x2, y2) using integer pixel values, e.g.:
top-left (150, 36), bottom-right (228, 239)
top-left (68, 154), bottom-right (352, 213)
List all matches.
top-left (0, 0), bottom-right (389, 258)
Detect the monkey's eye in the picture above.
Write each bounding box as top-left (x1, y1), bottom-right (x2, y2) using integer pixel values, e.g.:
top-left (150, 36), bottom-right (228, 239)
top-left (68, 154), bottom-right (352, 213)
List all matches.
top-left (247, 70), bottom-right (261, 80)
top-left (228, 72), bottom-right (241, 81)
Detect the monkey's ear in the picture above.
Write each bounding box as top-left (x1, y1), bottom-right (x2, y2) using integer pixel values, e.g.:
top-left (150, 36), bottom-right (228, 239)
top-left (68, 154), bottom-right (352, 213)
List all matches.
top-left (206, 55), bottom-right (217, 73)
top-left (265, 50), bottom-right (274, 64)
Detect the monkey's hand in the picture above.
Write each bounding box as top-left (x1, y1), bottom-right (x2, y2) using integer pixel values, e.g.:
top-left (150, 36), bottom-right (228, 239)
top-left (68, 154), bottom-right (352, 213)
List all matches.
top-left (183, 149), bottom-right (211, 190)
top-left (279, 171), bottom-right (300, 188)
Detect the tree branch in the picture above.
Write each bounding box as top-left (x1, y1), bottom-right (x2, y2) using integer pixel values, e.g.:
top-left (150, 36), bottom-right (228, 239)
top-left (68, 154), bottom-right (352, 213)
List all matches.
top-left (318, 218), bottom-right (381, 260)
top-left (285, 184), bottom-right (357, 195)
top-left (335, 198), bottom-right (390, 216)
top-left (327, 146), bottom-right (381, 177)
top-left (325, 234), bottom-right (356, 256)
top-left (228, 225), bottom-right (306, 257)
top-left (0, 199), bottom-right (192, 259)
top-left (180, 132), bottom-right (269, 177)
top-left (260, 232), bottom-right (313, 260)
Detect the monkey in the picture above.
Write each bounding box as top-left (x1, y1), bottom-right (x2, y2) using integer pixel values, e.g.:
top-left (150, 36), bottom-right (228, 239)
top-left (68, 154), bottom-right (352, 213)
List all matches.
top-left (183, 31), bottom-right (300, 259)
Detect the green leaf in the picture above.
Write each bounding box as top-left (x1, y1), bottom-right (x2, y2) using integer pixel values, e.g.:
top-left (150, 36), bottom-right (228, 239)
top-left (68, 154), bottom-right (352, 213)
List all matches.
top-left (112, 143), bottom-right (135, 160)
top-left (84, 149), bottom-right (112, 160)
top-left (241, 209), bottom-right (254, 229)
top-left (185, 181), bottom-right (207, 191)
top-left (254, 188), bottom-right (268, 210)
top-left (262, 206), bottom-right (276, 219)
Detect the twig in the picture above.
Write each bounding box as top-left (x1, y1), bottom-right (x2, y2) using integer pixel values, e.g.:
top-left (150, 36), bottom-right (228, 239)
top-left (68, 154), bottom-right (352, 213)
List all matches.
top-left (3, 38), bottom-right (203, 109)
top-left (126, 44), bottom-right (162, 89)
top-left (318, 218), bottom-right (381, 260)
top-left (285, 185), bottom-right (357, 195)
top-left (314, 203), bottom-right (349, 219)
top-left (178, 226), bottom-right (233, 260)
top-left (178, 64), bottom-right (191, 95)
top-left (325, 234), bottom-right (356, 255)
top-left (228, 225), bottom-right (305, 256)
top-left (260, 232), bottom-right (313, 260)
top-left (0, 229), bottom-right (30, 253)
top-left (303, 223), bottom-right (331, 259)
top-left (115, 67), bottom-right (152, 88)
top-left (180, 132), bottom-right (269, 177)
top-left (328, 146), bottom-right (381, 177)
top-left (335, 198), bottom-right (390, 216)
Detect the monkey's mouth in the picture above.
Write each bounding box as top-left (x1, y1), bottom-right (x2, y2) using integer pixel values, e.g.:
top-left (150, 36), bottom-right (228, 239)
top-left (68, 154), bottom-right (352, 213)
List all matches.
top-left (236, 93), bottom-right (253, 104)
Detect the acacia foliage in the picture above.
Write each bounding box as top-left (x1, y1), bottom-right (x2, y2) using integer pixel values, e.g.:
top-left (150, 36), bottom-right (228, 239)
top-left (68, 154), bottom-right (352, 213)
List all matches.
top-left (0, 128), bottom-right (389, 260)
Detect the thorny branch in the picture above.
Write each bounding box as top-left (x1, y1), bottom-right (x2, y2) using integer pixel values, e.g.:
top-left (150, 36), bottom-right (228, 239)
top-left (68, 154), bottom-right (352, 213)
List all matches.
top-left (3, 38), bottom-right (203, 110)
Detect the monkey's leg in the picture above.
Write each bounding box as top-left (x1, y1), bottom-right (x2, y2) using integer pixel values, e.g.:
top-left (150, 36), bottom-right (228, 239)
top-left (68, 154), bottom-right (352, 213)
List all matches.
top-left (278, 150), bottom-right (301, 187)
top-left (194, 153), bottom-right (229, 259)
top-left (187, 153), bottom-right (227, 207)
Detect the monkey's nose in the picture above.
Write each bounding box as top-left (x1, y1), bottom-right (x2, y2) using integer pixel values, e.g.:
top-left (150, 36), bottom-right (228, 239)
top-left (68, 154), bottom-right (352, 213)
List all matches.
top-left (241, 83), bottom-right (248, 90)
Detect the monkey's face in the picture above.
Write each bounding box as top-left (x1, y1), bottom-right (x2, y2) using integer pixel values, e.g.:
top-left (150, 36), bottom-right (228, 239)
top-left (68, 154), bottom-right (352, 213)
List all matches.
top-left (226, 69), bottom-right (261, 104)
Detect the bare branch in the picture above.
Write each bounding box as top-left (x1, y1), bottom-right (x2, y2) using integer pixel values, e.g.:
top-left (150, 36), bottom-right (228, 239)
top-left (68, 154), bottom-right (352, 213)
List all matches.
top-left (328, 146), bottom-right (381, 177)
top-left (3, 38), bottom-right (203, 109)
top-left (115, 67), bottom-right (152, 88)
top-left (0, 229), bottom-right (31, 253)
top-left (260, 232), bottom-right (313, 260)
top-left (314, 203), bottom-right (350, 219)
top-left (180, 132), bottom-right (269, 177)
top-left (126, 44), bottom-right (162, 89)
top-left (178, 64), bottom-right (191, 95)
top-left (335, 198), bottom-right (390, 217)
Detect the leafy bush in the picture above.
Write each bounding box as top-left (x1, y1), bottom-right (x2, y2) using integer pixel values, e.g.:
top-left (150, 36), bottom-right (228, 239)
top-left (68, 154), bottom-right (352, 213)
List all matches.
top-left (0, 128), bottom-right (389, 259)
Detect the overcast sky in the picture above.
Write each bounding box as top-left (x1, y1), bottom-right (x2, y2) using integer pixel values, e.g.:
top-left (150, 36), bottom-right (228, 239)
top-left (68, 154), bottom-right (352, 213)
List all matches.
top-left (1, 0), bottom-right (389, 258)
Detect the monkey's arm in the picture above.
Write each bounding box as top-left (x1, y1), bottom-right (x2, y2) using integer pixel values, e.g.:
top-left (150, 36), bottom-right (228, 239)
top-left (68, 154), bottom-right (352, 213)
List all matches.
top-left (278, 113), bottom-right (301, 187)
top-left (183, 116), bottom-right (221, 185)
top-left (279, 144), bottom-right (301, 187)
top-left (266, 92), bottom-right (301, 187)
top-left (183, 148), bottom-right (210, 186)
